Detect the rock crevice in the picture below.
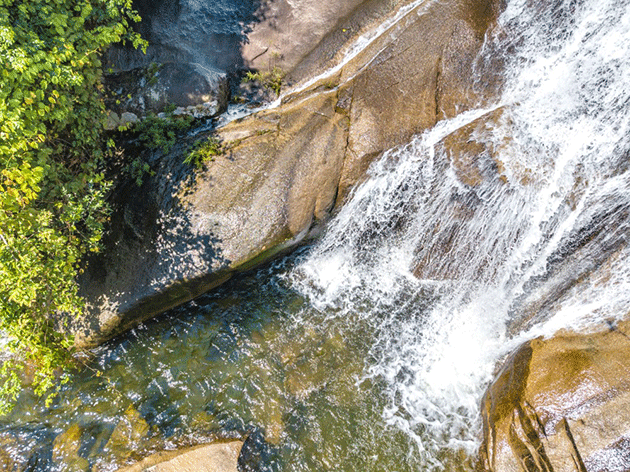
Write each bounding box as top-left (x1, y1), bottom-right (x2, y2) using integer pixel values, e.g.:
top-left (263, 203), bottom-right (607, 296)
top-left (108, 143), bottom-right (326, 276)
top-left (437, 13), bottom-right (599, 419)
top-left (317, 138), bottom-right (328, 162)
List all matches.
top-left (480, 321), bottom-right (630, 472)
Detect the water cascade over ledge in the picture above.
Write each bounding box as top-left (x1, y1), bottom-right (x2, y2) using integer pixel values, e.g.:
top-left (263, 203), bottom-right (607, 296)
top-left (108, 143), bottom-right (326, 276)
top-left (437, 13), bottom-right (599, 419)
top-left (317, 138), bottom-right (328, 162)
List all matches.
top-left (291, 0), bottom-right (630, 464)
top-left (2, 0), bottom-right (630, 470)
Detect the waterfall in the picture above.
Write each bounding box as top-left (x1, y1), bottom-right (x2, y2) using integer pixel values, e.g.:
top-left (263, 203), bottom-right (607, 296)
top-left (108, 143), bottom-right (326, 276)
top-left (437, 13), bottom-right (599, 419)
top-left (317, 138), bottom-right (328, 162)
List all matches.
top-left (4, 1), bottom-right (630, 471)
top-left (289, 0), bottom-right (630, 467)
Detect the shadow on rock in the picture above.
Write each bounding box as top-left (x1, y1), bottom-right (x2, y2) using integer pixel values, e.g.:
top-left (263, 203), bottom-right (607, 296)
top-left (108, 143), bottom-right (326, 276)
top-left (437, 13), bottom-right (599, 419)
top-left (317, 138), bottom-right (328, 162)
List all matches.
top-left (70, 138), bottom-right (233, 348)
top-left (105, 0), bottom-right (269, 73)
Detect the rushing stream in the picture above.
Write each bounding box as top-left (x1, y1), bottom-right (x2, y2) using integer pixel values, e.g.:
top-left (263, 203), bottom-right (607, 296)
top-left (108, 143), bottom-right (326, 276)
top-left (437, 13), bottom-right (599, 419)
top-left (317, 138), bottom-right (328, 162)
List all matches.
top-left (3, 0), bottom-right (630, 470)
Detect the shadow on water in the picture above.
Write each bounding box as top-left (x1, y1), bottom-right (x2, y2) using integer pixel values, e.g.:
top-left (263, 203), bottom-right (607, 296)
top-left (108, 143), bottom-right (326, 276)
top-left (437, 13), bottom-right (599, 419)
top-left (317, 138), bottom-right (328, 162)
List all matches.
top-left (106, 0), bottom-right (273, 73)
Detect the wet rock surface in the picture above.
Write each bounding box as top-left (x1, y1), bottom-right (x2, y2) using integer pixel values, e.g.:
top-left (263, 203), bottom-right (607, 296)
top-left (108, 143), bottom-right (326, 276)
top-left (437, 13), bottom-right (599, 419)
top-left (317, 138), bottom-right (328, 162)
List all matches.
top-left (480, 319), bottom-right (630, 472)
top-left (105, 0), bottom-right (261, 73)
top-left (116, 440), bottom-right (244, 472)
top-left (72, 0), bottom-right (505, 347)
top-left (104, 62), bottom-right (229, 118)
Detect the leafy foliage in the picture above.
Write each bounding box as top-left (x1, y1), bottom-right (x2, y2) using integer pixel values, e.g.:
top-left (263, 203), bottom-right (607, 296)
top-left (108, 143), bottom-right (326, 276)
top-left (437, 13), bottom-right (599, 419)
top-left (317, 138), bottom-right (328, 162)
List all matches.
top-left (242, 67), bottom-right (285, 96)
top-left (0, 0), bottom-right (145, 412)
top-left (115, 109), bottom-right (194, 186)
top-left (134, 111), bottom-right (194, 155)
top-left (184, 137), bottom-right (224, 169)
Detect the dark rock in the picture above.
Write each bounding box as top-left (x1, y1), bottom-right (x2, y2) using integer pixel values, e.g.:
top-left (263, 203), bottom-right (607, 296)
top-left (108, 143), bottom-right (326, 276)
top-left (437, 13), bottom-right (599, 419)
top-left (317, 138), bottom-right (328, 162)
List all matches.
top-left (479, 319), bottom-right (630, 472)
top-left (104, 62), bottom-right (229, 117)
top-left (105, 0), bottom-right (260, 73)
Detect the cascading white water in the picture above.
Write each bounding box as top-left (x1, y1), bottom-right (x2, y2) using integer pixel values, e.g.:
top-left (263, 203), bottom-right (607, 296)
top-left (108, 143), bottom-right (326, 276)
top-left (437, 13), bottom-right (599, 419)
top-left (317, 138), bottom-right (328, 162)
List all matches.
top-left (290, 0), bottom-right (630, 467)
top-left (5, 1), bottom-right (630, 471)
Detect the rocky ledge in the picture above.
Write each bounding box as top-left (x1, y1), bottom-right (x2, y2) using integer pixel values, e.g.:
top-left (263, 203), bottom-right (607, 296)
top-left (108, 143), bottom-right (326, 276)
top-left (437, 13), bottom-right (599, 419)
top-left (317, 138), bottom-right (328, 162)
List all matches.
top-left (479, 319), bottom-right (630, 472)
top-left (66, 0), bottom-right (505, 348)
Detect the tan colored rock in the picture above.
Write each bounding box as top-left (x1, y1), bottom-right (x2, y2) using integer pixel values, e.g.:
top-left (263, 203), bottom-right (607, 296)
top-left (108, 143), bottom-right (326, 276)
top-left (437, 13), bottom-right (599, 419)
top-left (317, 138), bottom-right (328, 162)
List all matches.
top-left (117, 440), bottom-right (243, 472)
top-left (51, 424), bottom-right (91, 472)
top-left (242, 0), bottom-right (370, 73)
top-left (0, 446), bottom-right (21, 472)
top-left (53, 424), bottom-right (82, 460)
top-left (71, 0), bottom-right (505, 348)
top-left (480, 319), bottom-right (630, 472)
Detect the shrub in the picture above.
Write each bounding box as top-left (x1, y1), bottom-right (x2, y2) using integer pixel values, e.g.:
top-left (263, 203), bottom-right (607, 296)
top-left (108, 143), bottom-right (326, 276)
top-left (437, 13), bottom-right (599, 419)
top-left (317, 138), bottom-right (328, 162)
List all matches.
top-left (184, 137), bottom-right (223, 169)
top-left (135, 112), bottom-right (194, 154)
top-left (0, 0), bottom-right (145, 412)
top-left (242, 67), bottom-right (285, 96)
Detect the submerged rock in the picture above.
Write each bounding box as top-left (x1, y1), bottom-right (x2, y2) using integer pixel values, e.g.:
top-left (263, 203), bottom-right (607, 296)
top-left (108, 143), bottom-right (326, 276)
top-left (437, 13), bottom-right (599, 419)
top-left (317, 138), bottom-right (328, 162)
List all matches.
top-left (53, 424), bottom-right (90, 471)
top-left (71, 0), bottom-right (505, 348)
top-left (101, 404), bottom-right (153, 464)
top-left (479, 319), bottom-right (630, 472)
top-left (116, 440), bottom-right (244, 472)
top-left (0, 435), bottom-right (26, 472)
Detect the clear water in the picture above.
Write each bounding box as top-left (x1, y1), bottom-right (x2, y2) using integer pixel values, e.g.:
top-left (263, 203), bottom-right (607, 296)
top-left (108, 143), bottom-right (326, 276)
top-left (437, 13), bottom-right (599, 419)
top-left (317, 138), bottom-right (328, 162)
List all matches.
top-left (4, 0), bottom-right (630, 470)
top-left (0, 256), bottom-right (438, 471)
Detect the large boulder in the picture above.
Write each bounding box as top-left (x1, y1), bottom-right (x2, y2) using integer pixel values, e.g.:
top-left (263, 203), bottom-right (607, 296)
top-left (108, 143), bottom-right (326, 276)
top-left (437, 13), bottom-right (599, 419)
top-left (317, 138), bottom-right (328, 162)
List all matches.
top-left (71, 0), bottom-right (505, 348)
top-left (116, 440), bottom-right (244, 472)
top-left (241, 0), bottom-right (391, 77)
top-left (479, 319), bottom-right (630, 472)
top-left (106, 0), bottom-right (403, 77)
top-left (104, 0), bottom-right (260, 73)
top-left (104, 62), bottom-right (229, 117)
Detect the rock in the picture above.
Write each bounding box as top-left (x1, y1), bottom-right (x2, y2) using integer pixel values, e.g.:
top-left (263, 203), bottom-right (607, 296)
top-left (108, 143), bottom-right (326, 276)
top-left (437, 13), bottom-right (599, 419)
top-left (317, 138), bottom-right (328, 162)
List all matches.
top-left (102, 405), bottom-right (152, 462)
top-left (53, 424), bottom-right (82, 461)
top-left (104, 0), bottom-right (262, 73)
top-left (69, 0), bottom-right (505, 348)
top-left (0, 432), bottom-right (45, 472)
top-left (412, 107), bottom-right (510, 280)
top-left (103, 62), bottom-right (229, 117)
top-left (479, 319), bottom-right (630, 472)
top-left (241, 0), bottom-right (385, 76)
top-left (333, 0), bottom-right (505, 199)
top-left (105, 111), bottom-right (141, 131)
top-left (0, 445), bottom-right (21, 472)
top-left (507, 197), bottom-right (630, 335)
top-left (116, 440), bottom-right (244, 472)
top-left (120, 112), bottom-right (140, 125)
top-left (105, 0), bottom-right (397, 79)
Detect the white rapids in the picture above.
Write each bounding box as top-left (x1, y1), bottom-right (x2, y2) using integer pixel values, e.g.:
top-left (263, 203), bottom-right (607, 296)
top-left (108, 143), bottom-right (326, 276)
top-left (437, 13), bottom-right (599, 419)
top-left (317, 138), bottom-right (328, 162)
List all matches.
top-left (289, 0), bottom-right (630, 467)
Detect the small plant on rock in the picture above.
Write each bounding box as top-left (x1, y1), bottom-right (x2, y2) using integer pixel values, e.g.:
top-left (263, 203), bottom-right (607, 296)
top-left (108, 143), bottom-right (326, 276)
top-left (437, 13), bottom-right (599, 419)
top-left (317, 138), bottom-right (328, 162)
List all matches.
top-left (135, 112), bottom-right (194, 154)
top-left (242, 67), bottom-right (285, 96)
top-left (184, 137), bottom-right (224, 169)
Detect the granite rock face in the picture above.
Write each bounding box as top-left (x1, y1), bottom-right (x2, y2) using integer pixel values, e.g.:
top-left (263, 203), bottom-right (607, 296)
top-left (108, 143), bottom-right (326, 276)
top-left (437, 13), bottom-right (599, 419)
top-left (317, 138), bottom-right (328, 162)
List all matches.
top-left (72, 0), bottom-right (505, 347)
top-left (480, 320), bottom-right (630, 472)
top-left (117, 441), bottom-right (244, 472)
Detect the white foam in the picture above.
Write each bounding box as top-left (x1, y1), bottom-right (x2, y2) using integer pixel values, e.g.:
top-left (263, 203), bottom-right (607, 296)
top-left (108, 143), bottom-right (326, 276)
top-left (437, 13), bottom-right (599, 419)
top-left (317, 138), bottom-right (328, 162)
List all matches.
top-left (290, 0), bottom-right (630, 467)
